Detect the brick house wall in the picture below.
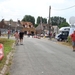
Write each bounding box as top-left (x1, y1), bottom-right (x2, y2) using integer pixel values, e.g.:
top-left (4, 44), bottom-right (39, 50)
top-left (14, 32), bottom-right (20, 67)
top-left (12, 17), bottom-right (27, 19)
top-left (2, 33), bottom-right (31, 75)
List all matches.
top-left (20, 21), bottom-right (36, 35)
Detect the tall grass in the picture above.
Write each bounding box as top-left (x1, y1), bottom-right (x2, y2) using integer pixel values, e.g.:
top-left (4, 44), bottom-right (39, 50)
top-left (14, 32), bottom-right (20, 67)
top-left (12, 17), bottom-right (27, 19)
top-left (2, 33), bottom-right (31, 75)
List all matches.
top-left (67, 36), bottom-right (72, 45)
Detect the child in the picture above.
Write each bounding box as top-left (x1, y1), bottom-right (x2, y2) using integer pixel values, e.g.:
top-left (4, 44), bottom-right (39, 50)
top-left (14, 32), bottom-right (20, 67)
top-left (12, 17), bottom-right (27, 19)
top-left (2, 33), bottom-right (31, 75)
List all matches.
top-left (14, 31), bottom-right (19, 45)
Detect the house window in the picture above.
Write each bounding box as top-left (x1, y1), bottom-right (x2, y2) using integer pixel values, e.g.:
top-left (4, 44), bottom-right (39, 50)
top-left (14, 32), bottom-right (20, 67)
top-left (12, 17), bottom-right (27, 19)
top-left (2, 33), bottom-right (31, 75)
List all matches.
top-left (25, 25), bottom-right (27, 28)
top-left (23, 25), bottom-right (25, 27)
top-left (29, 25), bottom-right (31, 28)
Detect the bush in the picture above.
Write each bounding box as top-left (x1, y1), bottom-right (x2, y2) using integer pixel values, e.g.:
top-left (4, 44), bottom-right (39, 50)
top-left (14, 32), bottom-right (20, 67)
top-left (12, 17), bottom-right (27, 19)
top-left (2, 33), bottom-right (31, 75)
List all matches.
top-left (67, 36), bottom-right (72, 45)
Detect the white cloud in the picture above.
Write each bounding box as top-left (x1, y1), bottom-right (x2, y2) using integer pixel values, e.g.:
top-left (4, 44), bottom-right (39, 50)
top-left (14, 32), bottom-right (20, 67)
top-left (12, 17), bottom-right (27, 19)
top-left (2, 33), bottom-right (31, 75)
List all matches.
top-left (0, 0), bottom-right (75, 23)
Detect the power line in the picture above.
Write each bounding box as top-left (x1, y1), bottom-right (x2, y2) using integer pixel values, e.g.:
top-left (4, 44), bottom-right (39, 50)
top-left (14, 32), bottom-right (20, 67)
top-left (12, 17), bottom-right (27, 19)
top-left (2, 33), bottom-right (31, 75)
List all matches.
top-left (53, 5), bottom-right (75, 11)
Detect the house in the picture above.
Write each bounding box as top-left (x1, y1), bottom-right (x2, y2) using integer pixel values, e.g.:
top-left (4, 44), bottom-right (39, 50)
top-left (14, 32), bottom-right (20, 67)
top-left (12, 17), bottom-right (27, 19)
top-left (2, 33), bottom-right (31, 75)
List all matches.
top-left (20, 21), bottom-right (36, 35)
top-left (36, 23), bottom-right (54, 34)
top-left (0, 19), bottom-right (36, 35)
top-left (36, 23), bottom-right (59, 37)
top-left (52, 26), bottom-right (59, 34)
top-left (0, 19), bottom-right (23, 34)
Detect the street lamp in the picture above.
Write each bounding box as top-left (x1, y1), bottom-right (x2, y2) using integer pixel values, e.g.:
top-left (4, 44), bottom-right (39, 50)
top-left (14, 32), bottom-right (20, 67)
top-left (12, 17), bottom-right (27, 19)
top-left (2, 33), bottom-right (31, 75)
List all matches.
top-left (49, 6), bottom-right (51, 39)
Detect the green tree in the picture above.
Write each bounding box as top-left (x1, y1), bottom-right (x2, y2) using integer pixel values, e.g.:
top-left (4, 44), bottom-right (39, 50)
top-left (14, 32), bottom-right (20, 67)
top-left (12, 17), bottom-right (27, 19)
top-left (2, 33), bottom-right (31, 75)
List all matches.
top-left (37, 16), bottom-right (41, 24)
top-left (42, 18), bottom-right (47, 24)
top-left (22, 15), bottom-right (35, 25)
top-left (50, 16), bottom-right (66, 26)
top-left (34, 24), bottom-right (38, 27)
top-left (9, 19), bottom-right (13, 22)
top-left (37, 16), bottom-right (47, 24)
top-left (58, 22), bottom-right (70, 28)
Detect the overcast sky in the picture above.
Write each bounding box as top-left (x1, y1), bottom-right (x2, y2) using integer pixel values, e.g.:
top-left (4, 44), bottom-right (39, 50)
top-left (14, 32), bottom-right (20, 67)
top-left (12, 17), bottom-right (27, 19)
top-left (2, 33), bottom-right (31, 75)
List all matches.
top-left (0, 0), bottom-right (75, 24)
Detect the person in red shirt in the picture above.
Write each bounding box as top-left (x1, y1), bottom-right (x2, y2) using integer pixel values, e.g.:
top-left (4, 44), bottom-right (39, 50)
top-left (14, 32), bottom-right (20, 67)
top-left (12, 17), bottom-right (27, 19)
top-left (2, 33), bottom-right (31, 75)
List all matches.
top-left (70, 30), bottom-right (75, 51)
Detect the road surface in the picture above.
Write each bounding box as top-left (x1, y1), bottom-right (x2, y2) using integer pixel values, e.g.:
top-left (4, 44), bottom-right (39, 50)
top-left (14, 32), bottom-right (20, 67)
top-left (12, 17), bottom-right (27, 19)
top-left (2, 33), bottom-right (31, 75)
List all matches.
top-left (9, 36), bottom-right (75, 75)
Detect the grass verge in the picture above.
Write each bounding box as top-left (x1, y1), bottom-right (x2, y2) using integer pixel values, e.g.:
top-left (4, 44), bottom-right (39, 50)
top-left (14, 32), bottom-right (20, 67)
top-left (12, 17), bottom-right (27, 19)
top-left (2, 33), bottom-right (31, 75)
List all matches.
top-left (0, 38), bottom-right (14, 71)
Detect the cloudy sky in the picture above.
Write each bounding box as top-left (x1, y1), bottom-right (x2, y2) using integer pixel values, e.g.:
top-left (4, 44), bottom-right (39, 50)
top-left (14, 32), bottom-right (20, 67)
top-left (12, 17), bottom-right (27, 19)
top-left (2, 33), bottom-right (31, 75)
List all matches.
top-left (0, 0), bottom-right (75, 23)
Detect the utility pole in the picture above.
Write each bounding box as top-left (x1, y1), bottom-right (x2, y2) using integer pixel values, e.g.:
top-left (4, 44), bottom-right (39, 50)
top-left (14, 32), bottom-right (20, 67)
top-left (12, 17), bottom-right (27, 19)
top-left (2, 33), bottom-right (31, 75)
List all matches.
top-left (57, 17), bottom-right (60, 34)
top-left (49, 6), bottom-right (51, 39)
top-left (40, 17), bottom-right (42, 36)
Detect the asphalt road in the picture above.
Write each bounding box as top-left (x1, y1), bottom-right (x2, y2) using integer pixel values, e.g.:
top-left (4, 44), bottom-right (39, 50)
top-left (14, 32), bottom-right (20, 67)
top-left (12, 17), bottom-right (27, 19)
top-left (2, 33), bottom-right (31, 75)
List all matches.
top-left (9, 36), bottom-right (75, 75)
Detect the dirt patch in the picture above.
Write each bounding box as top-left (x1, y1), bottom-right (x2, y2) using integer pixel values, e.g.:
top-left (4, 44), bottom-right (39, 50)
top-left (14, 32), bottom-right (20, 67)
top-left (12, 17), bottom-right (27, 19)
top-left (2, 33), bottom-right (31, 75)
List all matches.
top-left (57, 41), bottom-right (72, 48)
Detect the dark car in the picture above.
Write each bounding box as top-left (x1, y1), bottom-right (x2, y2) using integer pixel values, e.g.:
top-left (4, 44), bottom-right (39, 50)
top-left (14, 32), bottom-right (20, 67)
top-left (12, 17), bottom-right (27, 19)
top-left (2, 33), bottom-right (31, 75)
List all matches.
top-left (55, 31), bottom-right (69, 41)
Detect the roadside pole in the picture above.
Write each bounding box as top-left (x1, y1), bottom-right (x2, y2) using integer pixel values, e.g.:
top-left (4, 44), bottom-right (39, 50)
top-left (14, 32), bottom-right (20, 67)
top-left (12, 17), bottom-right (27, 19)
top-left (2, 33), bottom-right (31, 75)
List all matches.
top-left (49, 6), bottom-right (51, 39)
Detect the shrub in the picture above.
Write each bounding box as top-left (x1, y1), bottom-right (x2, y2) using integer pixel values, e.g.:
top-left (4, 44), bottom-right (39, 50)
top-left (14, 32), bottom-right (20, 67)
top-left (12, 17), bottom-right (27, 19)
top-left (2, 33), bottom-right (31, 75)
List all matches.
top-left (67, 36), bottom-right (72, 45)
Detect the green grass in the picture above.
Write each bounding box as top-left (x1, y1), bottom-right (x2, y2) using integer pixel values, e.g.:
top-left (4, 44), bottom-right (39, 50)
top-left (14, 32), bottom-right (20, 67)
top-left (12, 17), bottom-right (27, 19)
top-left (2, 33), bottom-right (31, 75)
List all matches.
top-left (0, 38), bottom-right (14, 70)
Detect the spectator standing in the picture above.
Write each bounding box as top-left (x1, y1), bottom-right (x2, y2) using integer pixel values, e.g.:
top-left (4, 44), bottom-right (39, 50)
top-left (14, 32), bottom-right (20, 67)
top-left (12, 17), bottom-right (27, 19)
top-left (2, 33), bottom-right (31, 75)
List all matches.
top-left (70, 30), bottom-right (75, 51)
top-left (14, 31), bottom-right (19, 45)
top-left (8, 29), bottom-right (10, 39)
top-left (49, 32), bottom-right (52, 39)
top-left (19, 30), bottom-right (24, 45)
top-left (53, 32), bottom-right (56, 38)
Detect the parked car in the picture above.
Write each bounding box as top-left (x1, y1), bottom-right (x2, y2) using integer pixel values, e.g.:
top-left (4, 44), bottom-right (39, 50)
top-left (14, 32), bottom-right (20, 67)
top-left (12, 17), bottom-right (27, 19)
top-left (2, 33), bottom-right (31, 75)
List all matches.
top-left (55, 27), bottom-right (70, 41)
top-left (55, 31), bottom-right (69, 41)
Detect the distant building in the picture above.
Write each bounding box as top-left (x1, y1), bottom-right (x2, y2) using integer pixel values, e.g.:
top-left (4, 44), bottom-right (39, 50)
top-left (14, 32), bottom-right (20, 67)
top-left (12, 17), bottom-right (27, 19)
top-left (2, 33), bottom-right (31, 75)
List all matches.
top-left (0, 19), bottom-right (36, 35)
top-left (0, 19), bottom-right (23, 34)
top-left (20, 21), bottom-right (36, 35)
top-left (36, 23), bottom-right (57, 34)
top-left (52, 26), bottom-right (59, 34)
